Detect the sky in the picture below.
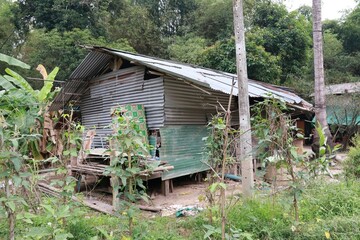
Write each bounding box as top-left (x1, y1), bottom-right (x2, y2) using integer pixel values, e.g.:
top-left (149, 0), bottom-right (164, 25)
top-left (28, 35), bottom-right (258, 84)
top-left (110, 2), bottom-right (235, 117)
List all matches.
top-left (283, 0), bottom-right (358, 20)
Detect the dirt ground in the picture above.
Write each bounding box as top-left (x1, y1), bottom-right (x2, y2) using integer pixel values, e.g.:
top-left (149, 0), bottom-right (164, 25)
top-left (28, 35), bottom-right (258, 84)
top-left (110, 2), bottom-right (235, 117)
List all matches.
top-left (148, 177), bottom-right (243, 217)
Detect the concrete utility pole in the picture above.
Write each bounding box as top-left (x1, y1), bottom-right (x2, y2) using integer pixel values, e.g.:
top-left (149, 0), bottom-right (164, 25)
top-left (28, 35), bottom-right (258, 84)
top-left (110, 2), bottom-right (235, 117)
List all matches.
top-left (233, 0), bottom-right (253, 196)
top-left (312, 0), bottom-right (333, 145)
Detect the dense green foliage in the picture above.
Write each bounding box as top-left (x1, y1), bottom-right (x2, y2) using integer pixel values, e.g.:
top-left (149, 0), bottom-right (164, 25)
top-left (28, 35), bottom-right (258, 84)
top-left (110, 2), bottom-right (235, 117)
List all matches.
top-left (21, 28), bottom-right (133, 81)
top-left (0, 0), bottom-right (358, 87)
top-left (0, 0), bottom-right (17, 56)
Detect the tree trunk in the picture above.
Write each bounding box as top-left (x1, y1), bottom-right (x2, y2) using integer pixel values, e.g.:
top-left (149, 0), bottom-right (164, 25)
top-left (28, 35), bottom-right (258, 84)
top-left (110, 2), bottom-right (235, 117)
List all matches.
top-left (233, 0), bottom-right (254, 196)
top-left (312, 0), bottom-right (333, 147)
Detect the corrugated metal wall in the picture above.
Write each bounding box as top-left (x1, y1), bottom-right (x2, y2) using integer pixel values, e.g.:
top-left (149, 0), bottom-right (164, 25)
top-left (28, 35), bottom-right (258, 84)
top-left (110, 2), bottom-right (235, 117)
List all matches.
top-left (81, 66), bottom-right (165, 147)
top-left (163, 76), bottom-right (239, 125)
top-left (160, 125), bottom-right (209, 180)
top-left (160, 77), bottom-right (239, 179)
top-left (80, 71), bottom-right (239, 179)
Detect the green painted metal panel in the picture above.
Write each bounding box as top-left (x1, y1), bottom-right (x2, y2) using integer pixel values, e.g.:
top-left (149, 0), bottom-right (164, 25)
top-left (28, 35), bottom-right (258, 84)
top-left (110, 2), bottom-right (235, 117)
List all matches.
top-left (160, 125), bottom-right (209, 180)
top-left (312, 95), bottom-right (360, 126)
top-left (326, 105), bottom-right (360, 125)
top-left (312, 105), bottom-right (360, 126)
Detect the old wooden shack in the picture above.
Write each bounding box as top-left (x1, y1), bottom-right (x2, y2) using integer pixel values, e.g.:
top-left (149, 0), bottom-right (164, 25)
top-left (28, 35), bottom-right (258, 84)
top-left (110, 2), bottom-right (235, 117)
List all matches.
top-left (50, 46), bottom-right (312, 186)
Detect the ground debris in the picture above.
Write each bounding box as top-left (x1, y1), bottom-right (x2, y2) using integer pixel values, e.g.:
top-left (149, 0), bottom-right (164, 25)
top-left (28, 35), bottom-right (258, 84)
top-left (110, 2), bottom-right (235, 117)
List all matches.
top-left (161, 204), bottom-right (203, 217)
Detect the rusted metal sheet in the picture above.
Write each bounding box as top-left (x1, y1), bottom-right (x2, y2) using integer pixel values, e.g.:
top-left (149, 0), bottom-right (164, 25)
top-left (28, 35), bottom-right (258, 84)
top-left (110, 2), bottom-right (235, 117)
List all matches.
top-left (95, 47), bottom-right (312, 111)
top-left (50, 47), bottom-right (312, 112)
top-left (160, 125), bottom-right (209, 180)
top-left (81, 66), bottom-right (164, 147)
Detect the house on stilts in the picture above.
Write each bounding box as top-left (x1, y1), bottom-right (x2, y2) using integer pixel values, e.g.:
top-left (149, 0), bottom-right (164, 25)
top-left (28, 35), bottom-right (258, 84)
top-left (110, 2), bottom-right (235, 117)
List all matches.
top-left (49, 46), bottom-right (313, 196)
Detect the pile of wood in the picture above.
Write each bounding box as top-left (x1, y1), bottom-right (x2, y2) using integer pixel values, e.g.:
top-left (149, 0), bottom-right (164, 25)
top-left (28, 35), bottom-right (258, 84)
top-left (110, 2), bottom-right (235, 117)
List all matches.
top-left (70, 161), bottom-right (173, 178)
top-left (38, 181), bottom-right (162, 214)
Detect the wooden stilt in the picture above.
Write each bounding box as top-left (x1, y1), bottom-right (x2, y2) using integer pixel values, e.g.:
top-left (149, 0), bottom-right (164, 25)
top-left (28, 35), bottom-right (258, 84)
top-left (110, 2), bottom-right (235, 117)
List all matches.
top-left (169, 179), bottom-right (173, 193)
top-left (162, 180), bottom-right (170, 196)
top-left (111, 176), bottom-right (119, 210)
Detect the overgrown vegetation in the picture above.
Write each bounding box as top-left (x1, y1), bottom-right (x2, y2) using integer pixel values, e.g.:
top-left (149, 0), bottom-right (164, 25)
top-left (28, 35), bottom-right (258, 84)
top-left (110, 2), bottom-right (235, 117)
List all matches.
top-left (344, 134), bottom-right (360, 179)
top-left (0, 1), bottom-right (359, 239)
top-left (0, 53), bottom-right (86, 239)
top-left (251, 97), bottom-right (304, 222)
top-left (1, 179), bottom-right (360, 239)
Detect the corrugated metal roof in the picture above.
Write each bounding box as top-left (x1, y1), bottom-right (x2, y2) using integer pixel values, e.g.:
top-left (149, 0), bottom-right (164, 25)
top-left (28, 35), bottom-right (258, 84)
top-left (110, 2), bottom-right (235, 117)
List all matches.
top-left (50, 51), bottom-right (113, 111)
top-left (325, 82), bottom-right (360, 95)
top-left (50, 46), bottom-right (312, 111)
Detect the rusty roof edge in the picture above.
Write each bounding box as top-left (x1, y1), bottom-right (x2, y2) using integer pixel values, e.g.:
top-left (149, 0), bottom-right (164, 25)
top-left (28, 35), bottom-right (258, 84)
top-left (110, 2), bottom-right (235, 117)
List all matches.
top-left (98, 47), bottom-right (311, 109)
top-left (288, 102), bottom-right (314, 112)
top-left (96, 47), bottom-right (314, 111)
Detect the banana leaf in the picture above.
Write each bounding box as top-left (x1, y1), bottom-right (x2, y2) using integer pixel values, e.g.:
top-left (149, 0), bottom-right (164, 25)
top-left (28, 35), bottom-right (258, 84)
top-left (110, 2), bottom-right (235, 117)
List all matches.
top-left (5, 68), bottom-right (35, 95)
top-left (0, 53), bottom-right (30, 69)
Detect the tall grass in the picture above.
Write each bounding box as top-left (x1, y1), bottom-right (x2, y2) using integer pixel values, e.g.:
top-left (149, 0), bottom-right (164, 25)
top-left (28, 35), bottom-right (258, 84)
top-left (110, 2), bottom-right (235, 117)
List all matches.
top-left (1, 180), bottom-right (360, 239)
top-left (344, 134), bottom-right (360, 179)
top-left (181, 180), bottom-right (360, 239)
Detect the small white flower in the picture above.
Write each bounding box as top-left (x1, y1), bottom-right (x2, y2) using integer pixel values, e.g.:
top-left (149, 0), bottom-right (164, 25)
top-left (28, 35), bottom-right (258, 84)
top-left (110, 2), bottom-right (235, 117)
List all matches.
top-left (47, 222), bottom-right (52, 226)
top-left (291, 225), bottom-right (296, 232)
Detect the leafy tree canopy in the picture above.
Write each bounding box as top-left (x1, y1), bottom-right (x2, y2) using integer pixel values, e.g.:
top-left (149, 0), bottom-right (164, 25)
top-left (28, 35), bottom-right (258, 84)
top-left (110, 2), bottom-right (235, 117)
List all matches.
top-left (0, 0), bottom-right (18, 55)
top-left (338, 5), bottom-right (360, 53)
top-left (169, 0), bottom-right (310, 84)
top-left (12, 0), bottom-right (106, 37)
top-left (21, 28), bottom-right (134, 81)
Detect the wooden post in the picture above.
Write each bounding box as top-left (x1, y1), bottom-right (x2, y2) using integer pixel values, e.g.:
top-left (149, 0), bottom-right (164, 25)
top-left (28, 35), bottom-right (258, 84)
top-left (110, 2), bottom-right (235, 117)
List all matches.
top-left (111, 176), bottom-right (120, 210)
top-left (233, 0), bottom-right (254, 196)
top-left (170, 179), bottom-right (174, 193)
top-left (109, 138), bottom-right (119, 210)
top-left (162, 180), bottom-right (170, 196)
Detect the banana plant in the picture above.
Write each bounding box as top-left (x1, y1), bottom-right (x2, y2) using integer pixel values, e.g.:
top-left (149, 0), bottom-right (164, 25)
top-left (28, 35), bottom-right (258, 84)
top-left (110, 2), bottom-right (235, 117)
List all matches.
top-left (0, 53), bottom-right (59, 103)
top-left (0, 53), bottom-right (63, 238)
top-left (0, 53), bottom-right (41, 240)
top-left (1, 53), bottom-right (60, 160)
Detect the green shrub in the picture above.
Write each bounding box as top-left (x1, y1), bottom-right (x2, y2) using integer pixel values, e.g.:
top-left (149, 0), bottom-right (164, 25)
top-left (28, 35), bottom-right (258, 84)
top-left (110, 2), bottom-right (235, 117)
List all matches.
top-left (344, 134), bottom-right (360, 179)
top-left (67, 219), bottom-right (98, 240)
top-left (140, 217), bottom-right (190, 240)
top-left (227, 197), bottom-right (292, 239)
